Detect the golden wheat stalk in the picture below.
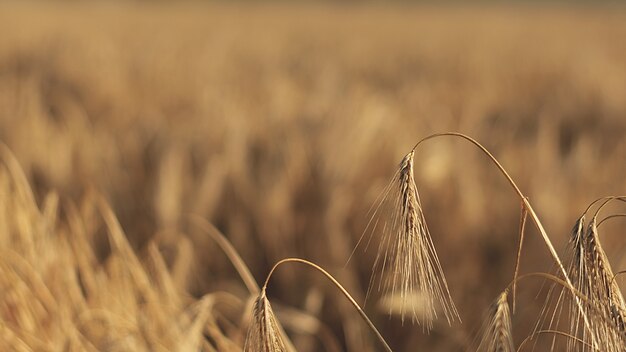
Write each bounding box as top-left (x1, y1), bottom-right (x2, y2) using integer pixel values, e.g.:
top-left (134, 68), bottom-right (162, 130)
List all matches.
top-left (188, 216), bottom-right (300, 351)
top-left (513, 272), bottom-right (604, 351)
top-left (245, 258), bottom-right (392, 352)
top-left (395, 132), bottom-right (597, 346)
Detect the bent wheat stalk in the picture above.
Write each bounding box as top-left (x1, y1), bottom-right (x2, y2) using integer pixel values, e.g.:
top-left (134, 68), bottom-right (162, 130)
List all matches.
top-left (513, 199), bottom-right (529, 314)
top-left (245, 258), bottom-right (393, 352)
top-left (517, 330), bottom-right (593, 352)
top-left (473, 272), bottom-right (592, 352)
top-left (406, 132), bottom-right (596, 347)
top-left (188, 216), bottom-right (298, 351)
top-left (598, 214), bottom-right (626, 228)
top-left (582, 196), bottom-right (626, 218)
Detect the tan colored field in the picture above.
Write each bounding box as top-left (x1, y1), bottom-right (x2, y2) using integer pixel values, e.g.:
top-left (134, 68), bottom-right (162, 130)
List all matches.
top-left (1, 2), bottom-right (626, 351)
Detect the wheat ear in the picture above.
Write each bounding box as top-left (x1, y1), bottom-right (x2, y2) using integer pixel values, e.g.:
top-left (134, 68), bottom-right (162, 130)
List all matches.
top-left (562, 197), bottom-right (626, 351)
top-left (476, 290), bottom-right (514, 352)
top-left (245, 258), bottom-right (393, 352)
top-left (244, 288), bottom-right (290, 352)
top-left (372, 150), bottom-right (458, 328)
top-left (581, 217), bottom-right (626, 351)
top-left (405, 132), bottom-right (596, 347)
top-left (188, 216), bottom-right (299, 351)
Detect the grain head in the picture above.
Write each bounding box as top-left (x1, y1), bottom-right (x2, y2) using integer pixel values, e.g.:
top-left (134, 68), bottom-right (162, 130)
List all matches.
top-left (476, 290), bottom-right (514, 352)
top-left (373, 150), bottom-right (458, 328)
top-left (244, 289), bottom-right (289, 352)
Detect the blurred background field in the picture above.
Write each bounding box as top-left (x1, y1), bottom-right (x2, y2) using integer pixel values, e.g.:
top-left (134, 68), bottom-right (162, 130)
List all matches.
top-left (0, 2), bottom-right (626, 351)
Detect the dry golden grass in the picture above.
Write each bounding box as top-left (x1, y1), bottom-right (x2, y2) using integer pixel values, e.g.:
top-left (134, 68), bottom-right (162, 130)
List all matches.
top-left (1, 2), bottom-right (626, 351)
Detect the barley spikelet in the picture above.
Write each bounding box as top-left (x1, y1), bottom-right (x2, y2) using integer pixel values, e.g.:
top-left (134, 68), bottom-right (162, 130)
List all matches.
top-left (580, 218), bottom-right (626, 351)
top-left (585, 219), bottom-right (626, 322)
top-left (476, 291), bottom-right (514, 352)
top-left (244, 289), bottom-right (288, 352)
top-left (548, 215), bottom-right (626, 352)
top-left (373, 151), bottom-right (458, 328)
top-left (566, 216), bottom-right (593, 352)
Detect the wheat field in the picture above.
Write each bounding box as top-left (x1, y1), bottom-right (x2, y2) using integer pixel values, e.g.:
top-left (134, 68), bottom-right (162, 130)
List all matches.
top-left (1, 2), bottom-right (626, 351)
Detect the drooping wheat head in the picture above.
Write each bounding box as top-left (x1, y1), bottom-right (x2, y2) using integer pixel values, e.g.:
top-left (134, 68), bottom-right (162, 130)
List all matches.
top-left (476, 290), bottom-right (514, 352)
top-left (244, 289), bottom-right (288, 352)
top-left (245, 258), bottom-right (392, 352)
top-left (548, 214), bottom-right (626, 352)
top-left (372, 150), bottom-right (458, 328)
top-left (580, 217), bottom-right (626, 351)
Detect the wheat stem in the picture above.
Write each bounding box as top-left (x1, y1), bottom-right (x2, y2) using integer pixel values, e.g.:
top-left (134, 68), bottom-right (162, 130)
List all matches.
top-left (598, 214), bottom-right (626, 228)
top-left (516, 330), bottom-right (595, 352)
top-left (513, 199), bottom-right (528, 314)
top-left (582, 196), bottom-right (626, 217)
top-left (593, 198), bottom-right (623, 219)
top-left (263, 258), bottom-right (393, 352)
top-left (507, 272), bottom-right (589, 306)
top-left (411, 132), bottom-right (596, 348)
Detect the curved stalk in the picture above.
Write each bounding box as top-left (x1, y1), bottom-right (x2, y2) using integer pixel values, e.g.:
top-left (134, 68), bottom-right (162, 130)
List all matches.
top-left (593, 197), bottom-right (626, 219)
top-left (598, 214), bottom-right (626, 228)
top-left (263, 258), bottom-right (393, 352)
top-left (188, 215), bottom-right (260, 295)
top-left (513, 199), bottom-right (528, 313)
top-left (516, 330), bottom-right (594, 352)
top-left (506, 273), bottom-right (626, 351)
top-left (596, 213), bottom-right (626, 227)
top-left (610, 270), bottom-right (626, 286)
top-left (411, 132), bottom-right (596, 347)
top-left (505, 272), bottom-right (589, 306)
top-left (582, 196), bottom-right (626, 218)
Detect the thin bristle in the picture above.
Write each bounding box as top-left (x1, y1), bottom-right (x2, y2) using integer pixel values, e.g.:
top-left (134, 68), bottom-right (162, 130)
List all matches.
top-left (244, 289), bottom-right (288, 352)
top-left (373, 151), bottom-right (458, 328)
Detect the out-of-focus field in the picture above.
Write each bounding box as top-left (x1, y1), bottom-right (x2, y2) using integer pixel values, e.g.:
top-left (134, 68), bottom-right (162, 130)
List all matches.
top-left (1, 2), bottom-right (626, 351)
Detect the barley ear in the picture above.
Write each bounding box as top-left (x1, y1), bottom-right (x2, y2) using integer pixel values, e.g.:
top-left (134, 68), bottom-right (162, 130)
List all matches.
top-left (582, 217), bottom-right (626, 351)
top-left (512, 199), bottom-right (529, 314)
top-left (476, 290), bottom-right (514, 352)
top-left (402, 133), bottom-right (595, 342)
top-left (244, 289), bottom-right (289, 352)
top-left (557, 214), bottom-right (626, 352)
top-left (247, 258), bottom-right (392, 352)
top-left (374, 150), bottom-right (458, 328)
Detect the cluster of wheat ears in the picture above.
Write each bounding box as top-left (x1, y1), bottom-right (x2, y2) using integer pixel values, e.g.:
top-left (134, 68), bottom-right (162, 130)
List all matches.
top-left (242, 133), bottom-right (626, 352)
top-left (1, 132), bottom-right (625, 352)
